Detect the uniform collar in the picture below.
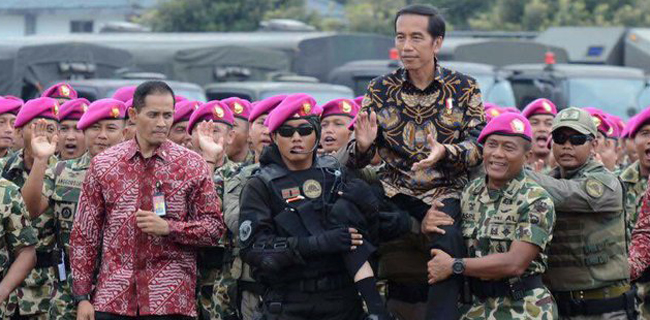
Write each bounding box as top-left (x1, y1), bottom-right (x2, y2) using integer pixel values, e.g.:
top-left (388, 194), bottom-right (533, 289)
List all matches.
top-left (125, 138), bottom-right (171, 162)
top-left (560, 158), bottom-right (601, 179)
top-left (398, 59), bottom-right (445, 89)
top-left (72, 152), bottom-right (93, 170)
top-left (472, 170), bottom-right (526, 203)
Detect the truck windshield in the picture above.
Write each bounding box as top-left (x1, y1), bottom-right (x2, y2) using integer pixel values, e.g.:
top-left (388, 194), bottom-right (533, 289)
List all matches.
top-left (568, 77), bottom-right (645, 119)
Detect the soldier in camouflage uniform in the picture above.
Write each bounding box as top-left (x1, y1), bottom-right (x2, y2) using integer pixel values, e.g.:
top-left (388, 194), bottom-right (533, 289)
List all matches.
top-left (527, 108), bottom-right (634, 320)
top-left (0, 177), bottom-right (38, 319)
top-left (0, 98), bottom-right (60, 320)
top-left (425, 113), bottom-right (557, 319)
top-left (188, 101), bottom-right (238, 320)
top-left (622, 108), bottom-right (650, 319)
top-left (0, 98), bottom-right (21, 161)
top-left (20, 99), bottom-right (127, 320)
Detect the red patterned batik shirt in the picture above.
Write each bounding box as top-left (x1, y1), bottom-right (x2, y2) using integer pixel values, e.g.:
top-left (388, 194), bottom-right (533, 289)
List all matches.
top-left (630, 184), bottom-right (650, 280)
top-left (70, 139), bottom-right (224, 317)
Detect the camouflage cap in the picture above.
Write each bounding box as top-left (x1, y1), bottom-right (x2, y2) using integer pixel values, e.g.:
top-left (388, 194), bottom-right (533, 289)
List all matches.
top-left (552, 107), bottom-right (597, 137)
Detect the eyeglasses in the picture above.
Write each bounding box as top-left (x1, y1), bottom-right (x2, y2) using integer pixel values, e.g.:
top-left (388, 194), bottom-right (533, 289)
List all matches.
top-left (552, 133), bottom-right (593, 145)
top-left (277, 124), bottom-right (315, 138)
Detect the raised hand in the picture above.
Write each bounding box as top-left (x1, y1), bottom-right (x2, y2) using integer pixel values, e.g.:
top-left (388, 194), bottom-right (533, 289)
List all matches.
top-left (412, 132), bottom-right (445, 171)
top-left (196, 121), bottom-right (226, 165)
top-left (355, 110), bottom-right (378, 154)
top-left (30, 119), bottom-right (58, 160)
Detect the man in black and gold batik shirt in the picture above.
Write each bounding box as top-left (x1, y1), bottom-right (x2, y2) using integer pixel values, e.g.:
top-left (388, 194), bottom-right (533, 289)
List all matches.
top-left (347, 4), bottom-right (485, 320)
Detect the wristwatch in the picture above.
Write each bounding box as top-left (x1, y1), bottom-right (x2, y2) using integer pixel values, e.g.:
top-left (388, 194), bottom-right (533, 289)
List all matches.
top-left (73, 294), bottom-right (91, 306)
top-left (452, 258), bottom-right (465, 275)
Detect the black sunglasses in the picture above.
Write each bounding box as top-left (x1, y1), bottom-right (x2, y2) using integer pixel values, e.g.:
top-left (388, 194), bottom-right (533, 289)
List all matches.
top-left (277, 124), bottom-right (315, 138)
top-left (552, 133), bottom-right (593, 145)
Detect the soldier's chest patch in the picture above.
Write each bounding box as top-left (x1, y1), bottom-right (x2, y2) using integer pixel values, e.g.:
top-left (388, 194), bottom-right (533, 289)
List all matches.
top-left (302, 179), bottom-right (322, 199)
top-left (281, 187), bottom-right (300, 199)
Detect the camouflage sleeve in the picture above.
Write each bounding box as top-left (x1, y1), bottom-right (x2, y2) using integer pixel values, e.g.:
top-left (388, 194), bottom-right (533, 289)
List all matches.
top-left (630, 187), bottom-right (650, 279)
top-left (4, 182), bottom-right (38, 253)
top-left (441, 78), bottom-right (485, 171)
top-left (345, 80), bottom-right (379, 169)
top-left (515, 193), bottom-right (555, 251)
top-left (527, 169), bottom-right (623, 214)
top-left (41, 164), bottom-right (56, 199)
top-left (223, 172), bottom-right (244, 234)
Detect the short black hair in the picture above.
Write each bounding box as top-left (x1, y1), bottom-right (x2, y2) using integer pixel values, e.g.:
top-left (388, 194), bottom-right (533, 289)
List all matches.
top-left (395, 4), bottom-right (446, 39)
top-left (132, 81), bottom-right (175, 112)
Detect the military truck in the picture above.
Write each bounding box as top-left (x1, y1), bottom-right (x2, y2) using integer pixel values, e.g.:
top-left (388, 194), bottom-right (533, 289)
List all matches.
top-left (204, 78), bottom-right (353, 104)
top-left (503, 63), bottom-right (649, 118)
top-left (47, 77), bottom-right (207, 102)
top-left (327, 60), bottom-right (516, 107)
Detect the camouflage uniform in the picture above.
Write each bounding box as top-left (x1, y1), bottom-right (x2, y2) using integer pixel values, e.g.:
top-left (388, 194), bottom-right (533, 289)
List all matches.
top-left (222, 163), bottom-right (262, 320)
top-left (461, 171), bottom-right (557, 320)
top-left (197, 157), bottom-right (240, 320)
top-left (620, 161), bottom-right (650, 319)
top-left (0, 151), bottom-right (58, 319)
top-left (42, 153), bottom-right (91, 320)
top-left (0, 178), bottom-right (38, 319)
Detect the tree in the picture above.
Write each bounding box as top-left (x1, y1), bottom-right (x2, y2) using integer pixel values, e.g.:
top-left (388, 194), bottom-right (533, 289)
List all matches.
top-left (141, 0), bottom-right (298, 32)
top-left (345, 0), bottom-right (406, 35)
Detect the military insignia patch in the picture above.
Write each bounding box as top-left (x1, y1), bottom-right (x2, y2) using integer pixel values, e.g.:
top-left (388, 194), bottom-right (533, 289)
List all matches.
top-left (303, 179), bottom-right (322, 199)
top-left (542, 101), bottom-right (552, 112)
top-left (281, 187), bottom-right (300, 199)
top-left (511, 119), bottom-right (525, 133)
top-left (52, 102), bottom-right (59, 116)
top-left (239, 220), bottom-right (252, 242)
top-left (341, 101), bottom-right (352, 113)
top-left (234, 102), bottom-right (244, 114)
top-left (214, 106), bottom-right (225, 118)
top-left (59, 85), bottom-right (70, 97)
top-left (82, 104), bottom-right (88, 113)
top-left (585, 178), bottom-right (604, 198)
top-left (110, 107), bottom-right (120, 118)
top-left (490, 109), bottom-right (500, 117)
top-left (560, 110), bottom-right (580, 120)
top-left (302, 102), bottom-right (312, 115)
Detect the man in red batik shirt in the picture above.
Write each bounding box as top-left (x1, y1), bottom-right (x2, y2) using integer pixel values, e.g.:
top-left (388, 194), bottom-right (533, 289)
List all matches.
top-left (70, 81), bottom-right (225, 320)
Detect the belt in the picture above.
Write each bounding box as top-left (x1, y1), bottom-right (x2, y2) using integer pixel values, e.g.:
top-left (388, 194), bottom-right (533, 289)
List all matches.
top-left (554, 286), bottom-right (635, 317)
top-left (555, 283), bottom-right (631, 301)
top-left (470, 275), bottom-right (544, 300)
top-left (282, 273), bottom-right (353, 293)
top-left (386, 282), bottom-right (429, 303)
top-left (35, 251), bottom-right (59, 268)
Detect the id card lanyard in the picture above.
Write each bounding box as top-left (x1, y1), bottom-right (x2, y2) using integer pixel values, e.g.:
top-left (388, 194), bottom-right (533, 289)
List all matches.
top-left (153, 181), bottom-right (167, 217)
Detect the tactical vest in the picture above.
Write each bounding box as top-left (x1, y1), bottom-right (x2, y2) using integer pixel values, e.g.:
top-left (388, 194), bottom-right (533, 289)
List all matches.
top-left (545, 169), bottom-right (629, 291)
top-left (255, 157), bottom-right (347, 282)
top-left (51, 162), bottom-right (87, 259)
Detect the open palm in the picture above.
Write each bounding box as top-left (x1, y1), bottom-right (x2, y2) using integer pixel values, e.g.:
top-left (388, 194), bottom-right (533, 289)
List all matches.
top-left (31, 119), bottom-right (57, 160)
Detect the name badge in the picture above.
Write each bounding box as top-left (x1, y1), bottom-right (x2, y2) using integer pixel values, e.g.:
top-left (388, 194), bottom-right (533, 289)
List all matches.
top-left (58, 251), bottom-right (67, 281)
top-left (153, 181), bottom-right (166, 217)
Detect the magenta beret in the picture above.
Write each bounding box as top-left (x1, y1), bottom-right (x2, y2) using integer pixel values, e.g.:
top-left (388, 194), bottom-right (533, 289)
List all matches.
top-left (59, 98), bottom-right (90, 121)
top-left (187, 100), bottom-right (233, 134)
top-left (265, 94), bottom-right (319, 133)
top-left (112, 86), bottom-right (137, 103)
top-left (321, 98), bottom-right (359, 119)
top-left (248, 95), bottom-right (286, 123)
top-left (221, 97), bottom-right (252, 120)
top-left (478, 113), bottom-right (532, 144)
top-left (15, 97), bottom-right (60, 128)
top-left (174, 100), bottom-right (202, 124)
top-left (76, 99), bottom-right (127, 131)
top-left (521, 99), bottom-right (557, 118)
top-left (41, 83), bottom-right (77, 100)
top-left (0, 98), bottom-right (23, 115)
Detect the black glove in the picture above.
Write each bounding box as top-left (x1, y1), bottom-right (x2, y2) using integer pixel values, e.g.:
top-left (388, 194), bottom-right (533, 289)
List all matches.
top-left (298, 227), bottom-right (352, 255)
top-left (378, 210), bottom-right (412, 243)
top-left (337, 178), bottom-right (382, 218)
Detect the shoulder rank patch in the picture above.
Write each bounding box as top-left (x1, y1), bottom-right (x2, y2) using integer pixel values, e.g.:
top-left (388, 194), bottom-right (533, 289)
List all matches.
top-left (585, 178), bottom-right (604, 198)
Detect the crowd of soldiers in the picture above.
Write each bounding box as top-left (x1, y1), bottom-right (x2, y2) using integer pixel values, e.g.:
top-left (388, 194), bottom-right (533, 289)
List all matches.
top-left (0, 3), bottom-right (649, 320)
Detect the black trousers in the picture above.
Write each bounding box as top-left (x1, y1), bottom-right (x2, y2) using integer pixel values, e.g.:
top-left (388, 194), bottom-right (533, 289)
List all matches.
top-left (95, 312), bottom-right (194, 320)
top-left (261, 286), bottom-right (365, 320)
top-left (389, 195), bottom-right (465, 320)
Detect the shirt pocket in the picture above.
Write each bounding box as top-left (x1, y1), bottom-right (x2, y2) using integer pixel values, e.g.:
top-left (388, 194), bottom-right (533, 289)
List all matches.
top-left (483, 221), bottom-right (516, 254)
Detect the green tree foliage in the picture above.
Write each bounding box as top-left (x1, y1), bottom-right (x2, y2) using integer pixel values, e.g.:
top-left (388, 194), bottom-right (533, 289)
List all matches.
top-left (140, 0), bottom-right (650, 33)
